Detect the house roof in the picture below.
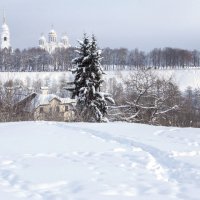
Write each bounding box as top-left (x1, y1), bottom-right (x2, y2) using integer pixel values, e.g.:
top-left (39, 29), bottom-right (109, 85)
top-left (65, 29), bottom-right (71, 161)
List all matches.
top-left (33, 94), bottom-right (76, 110)
top-left (17, 93), bottom-right (76, 112)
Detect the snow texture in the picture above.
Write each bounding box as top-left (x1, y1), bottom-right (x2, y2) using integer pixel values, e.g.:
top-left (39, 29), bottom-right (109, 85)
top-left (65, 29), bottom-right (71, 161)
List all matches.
top-left (0, 122), bottom-right (200, 199)
top-left (1, 68), bottom-right (200, 91)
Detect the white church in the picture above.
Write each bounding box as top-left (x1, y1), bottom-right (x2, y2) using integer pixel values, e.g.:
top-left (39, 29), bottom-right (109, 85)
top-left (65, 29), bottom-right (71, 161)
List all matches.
top-left (1, 12), bottom-right (11, 50)
top-left (39, 27), bottom-right (70, 54)
top-left (0, 12), bottom-right (70, 53)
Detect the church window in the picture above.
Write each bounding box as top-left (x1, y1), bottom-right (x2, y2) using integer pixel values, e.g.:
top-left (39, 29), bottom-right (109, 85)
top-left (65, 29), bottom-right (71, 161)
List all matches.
top-left (4, 37), bottom-right (7, 41)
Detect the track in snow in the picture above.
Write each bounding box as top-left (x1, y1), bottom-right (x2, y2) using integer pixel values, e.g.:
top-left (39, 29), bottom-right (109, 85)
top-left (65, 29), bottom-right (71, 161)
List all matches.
top-left (0, 122), bottom-right (200, 200)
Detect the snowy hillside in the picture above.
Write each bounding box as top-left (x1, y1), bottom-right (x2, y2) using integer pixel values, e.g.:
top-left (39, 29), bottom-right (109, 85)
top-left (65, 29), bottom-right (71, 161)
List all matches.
top-left (0, 122), bottom-right (200, 200)
top-left (1, 68), bottom-right (200, 90)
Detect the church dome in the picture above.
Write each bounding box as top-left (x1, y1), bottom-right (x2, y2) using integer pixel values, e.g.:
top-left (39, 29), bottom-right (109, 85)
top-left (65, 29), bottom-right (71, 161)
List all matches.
top-left (49, 29), bottom-right (57, 36)
top-left (61, 34), bottom-right (69, 47)
top-left (39, 35), bottom-right (46, 42)
top-left (61, 35), bottom-right (68, 43)
top-left (39, 34), bottom-right (46, 46)
top-left (61, 35), bottom-right (68, 40)
top-left (48, 27), bottom-right (57, 43)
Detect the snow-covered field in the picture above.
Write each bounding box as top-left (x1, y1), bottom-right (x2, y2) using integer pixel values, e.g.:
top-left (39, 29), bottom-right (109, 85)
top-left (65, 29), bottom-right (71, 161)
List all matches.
top-left (0, 122), bottom-right (200, 200)
top-left (1, 68), bottom-right (200, 90)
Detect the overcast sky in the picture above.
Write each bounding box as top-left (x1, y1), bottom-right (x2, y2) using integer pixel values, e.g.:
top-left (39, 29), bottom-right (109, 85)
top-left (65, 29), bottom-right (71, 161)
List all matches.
top-left (1, 0), bottom-right (200, 51)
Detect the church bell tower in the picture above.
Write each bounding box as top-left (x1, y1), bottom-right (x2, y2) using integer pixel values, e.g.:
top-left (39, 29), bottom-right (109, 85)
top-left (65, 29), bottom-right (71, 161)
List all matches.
top-left (1, 10), bottom-right (11, 50)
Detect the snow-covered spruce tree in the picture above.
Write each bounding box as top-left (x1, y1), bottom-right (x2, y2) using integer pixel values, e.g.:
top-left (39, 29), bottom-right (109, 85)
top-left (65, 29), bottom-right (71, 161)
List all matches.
top-left (71, 34), bottom-right (114, 122)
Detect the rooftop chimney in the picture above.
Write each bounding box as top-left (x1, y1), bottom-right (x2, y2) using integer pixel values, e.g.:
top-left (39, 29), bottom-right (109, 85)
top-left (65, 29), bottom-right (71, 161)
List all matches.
top-left (40, 87), bottom-right (49, 95)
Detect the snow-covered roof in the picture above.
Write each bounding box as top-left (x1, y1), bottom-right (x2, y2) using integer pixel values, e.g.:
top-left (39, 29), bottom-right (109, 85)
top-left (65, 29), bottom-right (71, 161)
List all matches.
top-left (33, 94), bottom-right (57, 108)
top-left (32, 94), bottom-right (76, 109)
top-left (40, 86), bottom-right (49, 90)
top-left (59, 97), bottom-right (76, 104)
top-left (18, 93), bottom-right (76, 112)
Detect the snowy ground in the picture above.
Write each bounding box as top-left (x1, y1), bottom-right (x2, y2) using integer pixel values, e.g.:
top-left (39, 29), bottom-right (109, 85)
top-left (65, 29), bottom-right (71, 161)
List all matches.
top-left (1, 68), bottom-right (200, 90)
top-left (0, 122), bottom-right (200, 200)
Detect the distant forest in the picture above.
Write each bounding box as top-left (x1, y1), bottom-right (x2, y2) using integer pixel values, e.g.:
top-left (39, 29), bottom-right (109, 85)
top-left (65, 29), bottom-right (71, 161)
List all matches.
top-left (0, 47), bottom-right (200, 72)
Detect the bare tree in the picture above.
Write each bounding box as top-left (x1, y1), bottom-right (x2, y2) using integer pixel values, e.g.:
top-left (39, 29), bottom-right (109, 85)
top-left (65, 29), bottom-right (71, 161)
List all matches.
top-left (110, 70), bottom-right (180, 125)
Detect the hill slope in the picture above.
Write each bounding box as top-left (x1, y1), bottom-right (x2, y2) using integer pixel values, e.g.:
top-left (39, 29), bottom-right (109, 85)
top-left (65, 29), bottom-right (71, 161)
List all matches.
top-left (0, 122), bottom-right (200, 200)
top-left (1, 68), bottom-right (200, 91)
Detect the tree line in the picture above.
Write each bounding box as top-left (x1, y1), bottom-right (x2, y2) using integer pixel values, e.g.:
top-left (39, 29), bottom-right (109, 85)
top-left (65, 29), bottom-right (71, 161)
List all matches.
top-left (102, 47), bottom-right (200, 69)
top-left (0, 47), bottom-right (200, 72)
top-left (0, 47), bottom-right (77, 72)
